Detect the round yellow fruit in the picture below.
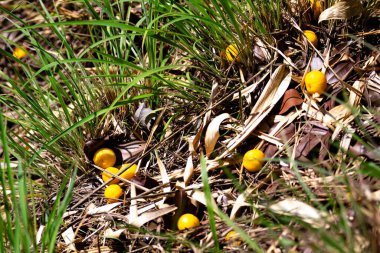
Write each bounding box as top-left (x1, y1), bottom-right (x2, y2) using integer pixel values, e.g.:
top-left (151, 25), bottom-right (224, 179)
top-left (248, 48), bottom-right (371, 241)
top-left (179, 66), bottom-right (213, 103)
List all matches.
top-left (303, 30), bottom-right (318, 47)
top-left (305, 70), bottom-right (327, 95)
top-left (102, 167), bottom-right (120, 184)
top-left (225, 44), bottom-right (240, 62)
top-left (225, 231), bottom-right (242, 246)
top-left (104, 184), bottom-right (123, 203)
top-left (120, 163), bottom-right (138, 180)
top-left (93, 148), bottom-right (116, 169)
top-left (13, 47), bottom-right (27, 59)
top-left (177, 213), bottom-right (200, 230)
top-left (243, 149), bottom-right (265, 172)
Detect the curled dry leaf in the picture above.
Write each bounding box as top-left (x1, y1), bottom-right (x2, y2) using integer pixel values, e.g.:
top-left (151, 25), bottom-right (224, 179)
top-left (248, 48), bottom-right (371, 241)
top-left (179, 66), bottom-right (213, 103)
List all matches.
top-left (269, 199), bottom-right (324, 227)
top-left (205, 113), bottom-right (234, 157)
top-left (134, 102), bottom-right (156, 130)
top-left (279, 89), bottom-right (304, 115)
top-left (183, 155), bottom-right (194, 185)
top-left (318, 0), bottom-right (363, 23)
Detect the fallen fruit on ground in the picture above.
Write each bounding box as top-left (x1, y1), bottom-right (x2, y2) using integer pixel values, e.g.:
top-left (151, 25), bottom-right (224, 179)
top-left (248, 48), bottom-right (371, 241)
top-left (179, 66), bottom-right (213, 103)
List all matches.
top-left (303, 30), bottom-right (318, 47)
top-left (243, 149), bottom-right (265, 172)
top-left (13, 47), bottom-right (27, 59)
top-left (225, 44), bottom-right (240, 62)
top-left (225, 231), bottom-right (242, 246)
top-left (102, 167), bottom-right (120, 184)
top-left (104, 184), bottom-right (123, 203)
top-left (120, 163), bottom-right (138, 180)
top-left (177, 213), bottom-right (200, 230)
top-left (93, 148), bottom-right (116, 169)
top-left (305, 70), bottom-right (327, 95)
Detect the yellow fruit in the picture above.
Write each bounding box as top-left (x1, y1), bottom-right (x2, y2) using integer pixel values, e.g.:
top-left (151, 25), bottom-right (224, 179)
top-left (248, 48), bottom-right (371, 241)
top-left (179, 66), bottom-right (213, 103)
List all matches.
top-left (310, 0), bottom-right (321, 18)
top-left (303, 30), bottom-right (318, 47)
top-left (93, 148), bottom-right (116, 169)
top-left (102, 167), bottom-right (120, 184)
top-left (120, 163), bottom-right (138, 180)
top-left (177, 213), bottom-right (200, 230)
top-left (104, 184), bottom-right (123, 203)
top-left (305, 70), bottom-right (327, 95)
top-left (225, 44), bottom-right (240, 62)
top-left (243, 149), bottom-right (265, 172)
top-left (13, 47), bottom-right (27, 59)
top-left (225, 231), bottom-right (242, 246)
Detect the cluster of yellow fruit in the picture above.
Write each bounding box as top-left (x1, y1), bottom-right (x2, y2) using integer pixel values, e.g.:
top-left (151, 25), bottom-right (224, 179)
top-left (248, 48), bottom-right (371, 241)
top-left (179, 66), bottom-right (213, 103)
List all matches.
top-left (93, 148), bottom-right (138, 203)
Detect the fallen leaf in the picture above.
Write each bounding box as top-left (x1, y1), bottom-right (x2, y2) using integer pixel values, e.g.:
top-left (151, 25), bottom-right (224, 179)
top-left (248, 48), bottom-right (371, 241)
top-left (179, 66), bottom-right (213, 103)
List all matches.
top-left (103, 228), bottom-right (125, 239)
top-left (279, 89), bottom-right (304, 115)
top-left (269, 199), bottom-right (324, 227)
top-left (62, 227), bottom-right (76, 251)
top-left (319, 0), bottom-right (363, 23)
top-left (183, 156), bottom-right (194, 185)
top-left (87, 202), bottom-right (121, 215)
top-left (326, 61), bottom-right (354, 84)
top-left (131, 205), bottom-right (177, 227)
top-left (205, 113), bottom-right (234, 157)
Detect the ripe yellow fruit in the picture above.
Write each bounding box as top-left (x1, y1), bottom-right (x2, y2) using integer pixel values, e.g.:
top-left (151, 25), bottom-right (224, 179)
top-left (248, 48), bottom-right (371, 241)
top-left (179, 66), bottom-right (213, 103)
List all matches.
top-left (93, 148), bottom-right (116, 169)
top-left (243, 149), bottom-right (265, 172)
top-left (225, 231), bottom-right (242, 246)
top-left (303, 30), bottom-right (318, 47)
top-left (102, 167), bottom-right (120, 184)
top-left (104, 184), bottom-right (123, 203)
top-left (177, 213), bottom-right (200, 230)
top-left (120, 163), bottom-right (138, 180)
top-left (225, 44), bottom-right (240, 62)
top-left (13, 47), bottom-right (27, 59)
top-left (305, 70), bottom-right (327, 95)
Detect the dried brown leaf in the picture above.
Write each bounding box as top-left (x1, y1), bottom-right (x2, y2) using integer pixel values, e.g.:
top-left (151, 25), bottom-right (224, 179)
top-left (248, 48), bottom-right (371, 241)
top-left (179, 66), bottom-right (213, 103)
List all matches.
top-left (279, 89), bottom-right (304, 115)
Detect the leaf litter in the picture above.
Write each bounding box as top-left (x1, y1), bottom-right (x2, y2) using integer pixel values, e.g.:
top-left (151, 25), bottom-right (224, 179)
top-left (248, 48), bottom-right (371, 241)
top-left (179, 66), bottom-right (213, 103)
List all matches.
top-left (1, 1), bottom-right (380, 252)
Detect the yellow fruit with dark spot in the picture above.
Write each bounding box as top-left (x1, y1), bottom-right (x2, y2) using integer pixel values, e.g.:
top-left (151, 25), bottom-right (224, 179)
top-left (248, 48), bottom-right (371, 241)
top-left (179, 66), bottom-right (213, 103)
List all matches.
top-left (104, 184), bottom-right (123, 203)
top-left (93, 148), bottom-right (116, 169)
top-left (120, 163), bottom-right (138, 180)
top-left (225, 231), bottom-right (242, 246)
top-left (303, 30), bottom-right (318, 47)
top-left (177, 213), bottom-right (200, 230)
top-left (102, 167), bottom-right (120, 184)
top-left (305, 70), bottom-right (327, 95)
top-left (243, 149), bottom-right (265, 172)
top-left (13, 47), bottom-right (27, 59)
top-left (225, 44), bottom-right (240, 62)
